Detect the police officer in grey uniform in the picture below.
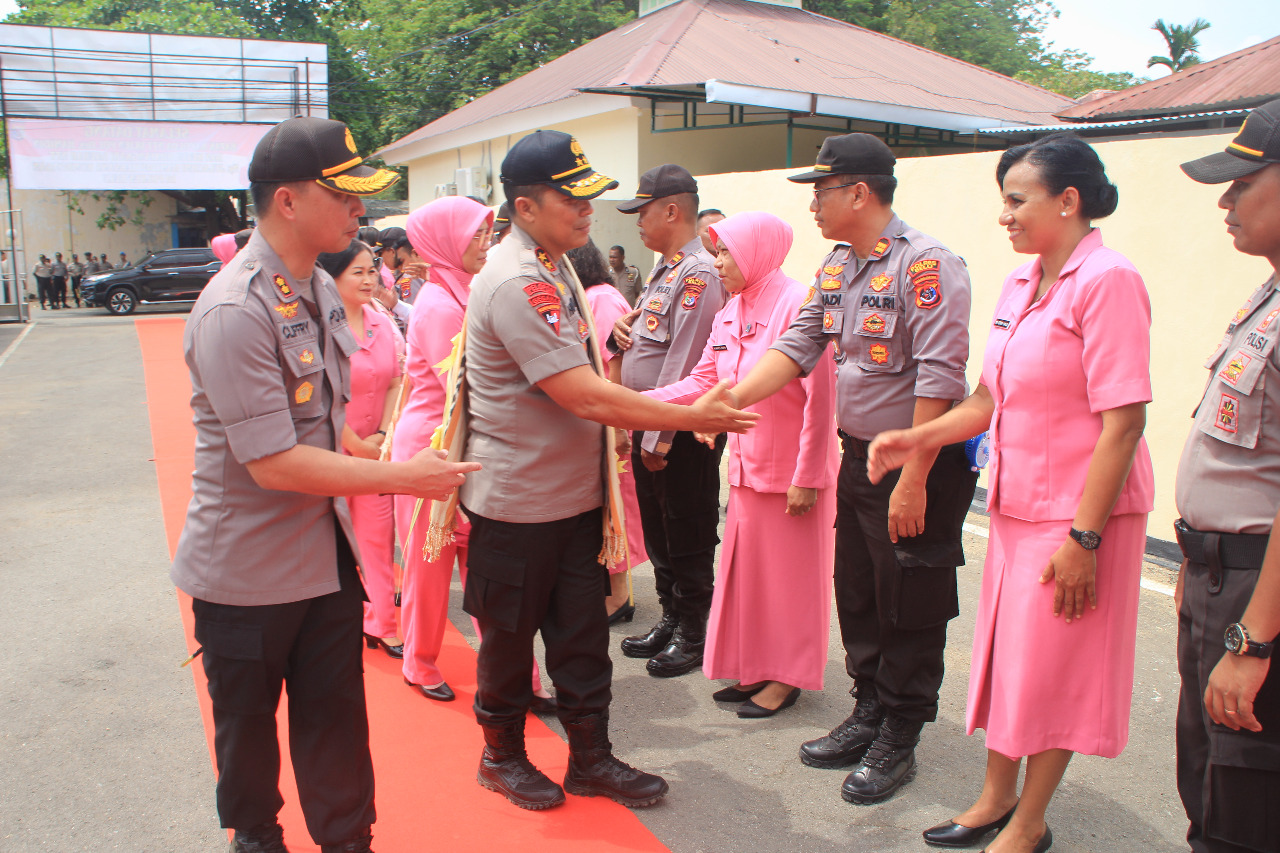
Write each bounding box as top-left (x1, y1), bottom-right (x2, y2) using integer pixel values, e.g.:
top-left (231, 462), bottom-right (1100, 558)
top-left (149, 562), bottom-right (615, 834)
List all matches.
top-left (51, 253), bottom-right (68, 308)
top-left (1176, 98), bottom-right (1280, 853)
top-left (32, 256), bottom-right (52, 309)
top-left (611, 164), bottom-right (728, 678)
top-left (68, 254), bottom-right (84, 307)
top-left (172, 116), bottom-right (478, 853)
top-left (460, 130), bottom-right (757, 811)
top-left (730, 133), bottom-right (976, 804)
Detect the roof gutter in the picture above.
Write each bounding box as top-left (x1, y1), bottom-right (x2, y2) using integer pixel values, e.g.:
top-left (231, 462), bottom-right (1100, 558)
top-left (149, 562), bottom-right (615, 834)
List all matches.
top-left (704, 79), bottom-right (1052, 132)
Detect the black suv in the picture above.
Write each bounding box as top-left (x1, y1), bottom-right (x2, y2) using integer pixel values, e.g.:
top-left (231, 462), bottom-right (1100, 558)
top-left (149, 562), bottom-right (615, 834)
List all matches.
top-left (82, 248), bottom-right (222, 315)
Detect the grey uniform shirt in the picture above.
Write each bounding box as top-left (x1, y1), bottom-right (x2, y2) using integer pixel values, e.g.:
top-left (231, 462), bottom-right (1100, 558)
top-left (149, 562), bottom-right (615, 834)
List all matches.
top-left (772, 215), bottom-right (971, 439)
top-left (612, 264), bottom-right (641, 306)
top-left (1176, 275), bottom-right (1280, 534)
top-left (32, 263), bottom-right (51, 279)
top-left (171, 230), bottom-right (361, 606)
top-left (618, 238), bottom-right (726, 455)
top-left (83, 261), bottom-right (100, 275)
top-left (51, 261), bottom-right (67, 277)
top-left (460, 223), bottom-right (603, 523)
top-left (67, 262), bottom-right (83, 277)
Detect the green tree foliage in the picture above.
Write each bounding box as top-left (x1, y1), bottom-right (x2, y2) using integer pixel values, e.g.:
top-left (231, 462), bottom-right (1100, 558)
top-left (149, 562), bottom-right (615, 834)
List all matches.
top-left (1016, 48), bottom-right (1146, 99)
top-left (1148, 17), bottom-right (1211, 74)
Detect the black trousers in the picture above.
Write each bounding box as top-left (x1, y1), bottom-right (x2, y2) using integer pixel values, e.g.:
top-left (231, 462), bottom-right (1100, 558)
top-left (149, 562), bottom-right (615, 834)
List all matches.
top-left (71, 276), bottom-right (82, 305)
top-left (1177, 557), bottom-right (1280, 852)
top-left (463, 506), bottom-right (612, 726)
top-left (630, 430), bottom-right (725, 623)
top-left (35, 276), bottom-right (51, 307)
top-left (835, 436), bottom-right (977, 723)
top-left (52, 275), bottom-right (66, 305)
top-left (192, 535), bottom-right (374, 844)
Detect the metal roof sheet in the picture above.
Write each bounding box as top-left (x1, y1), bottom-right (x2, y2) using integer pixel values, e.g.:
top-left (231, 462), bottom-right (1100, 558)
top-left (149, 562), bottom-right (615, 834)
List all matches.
top-left (380, 0), bottom-right (1072, 158)
top-left (978, 109), bottom-right (1249, 135)
top-left (1058, 35), bottom-right (1280, 121)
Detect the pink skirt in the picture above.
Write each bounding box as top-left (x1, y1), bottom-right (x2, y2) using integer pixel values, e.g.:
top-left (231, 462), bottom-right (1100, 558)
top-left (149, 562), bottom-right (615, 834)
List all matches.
top-left (967, 512), bottom-right (1147, 759)
top-left (704, 485), bottom-right (835, 691)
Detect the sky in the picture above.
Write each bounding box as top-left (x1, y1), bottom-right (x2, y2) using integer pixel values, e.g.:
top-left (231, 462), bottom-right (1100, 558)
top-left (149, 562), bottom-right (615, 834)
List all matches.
top-left (0, 0), bottom-right (1272, 80)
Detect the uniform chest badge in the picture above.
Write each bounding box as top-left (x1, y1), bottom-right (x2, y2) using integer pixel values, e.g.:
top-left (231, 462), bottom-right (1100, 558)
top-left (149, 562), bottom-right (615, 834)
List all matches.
top-left (273, 274), bottom-right (293, 298)
top-left (300, 349), bottom-right (315, 365)
top-left (1217, 393), bottom-right (1238, 433)
top-left (681, 276), bottom-right (706, 310)
top-left (862, 313), bottom-right (886, 334)
top-left (869, 274), bottom-right (892, 292)
top-left (295, 381), bottom-right (314, 404)
top-left (869, 344), bottom-right (889, 364)
top-left (1220, 352), bottom-right (1251, 385)
top-left (870, 238), bottom-right (890, 259)
top-left (646, 315), bottom-right (660, 332)
top-left (274, 302), bottom-right (299, 319)
top-left (647, 297), bottom-right (663, 311)
top-left (665, 270), bottom-right (677, 284)
top-left (908, 258), bottom-right (942, 309)
top-left (1259, 307), bottom-right (1280, 332)
top-left (578, 319), bottom-right (590, 341)
top-left (823, 264), bottom-right (845, 277)
top-left (535, 247), bottom-right (557, 273)
top-left (820, 278), bottom-right (842, 291)
top-left (823, 312), bottom-right (835, 330)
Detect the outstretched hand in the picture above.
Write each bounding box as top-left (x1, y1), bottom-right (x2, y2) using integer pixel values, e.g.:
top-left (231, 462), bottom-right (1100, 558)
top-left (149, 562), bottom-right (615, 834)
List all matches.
top-left (690, 380), bottom-right (759, 435)
top-left (867, 429), bottom-right (922, 484)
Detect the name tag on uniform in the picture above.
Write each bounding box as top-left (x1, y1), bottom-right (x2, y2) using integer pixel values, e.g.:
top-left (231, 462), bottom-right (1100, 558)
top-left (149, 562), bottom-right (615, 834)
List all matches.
top-left (994, 318), bottom-right (1011, 329)
top-left (712, 344), bottom-right (728, 351)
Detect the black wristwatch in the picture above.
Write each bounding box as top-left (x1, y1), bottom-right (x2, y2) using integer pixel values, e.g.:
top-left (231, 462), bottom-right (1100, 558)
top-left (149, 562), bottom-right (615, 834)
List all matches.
top-left (1069, 528), bottom-right (1102, 550)
top-left (1225, 623), bottom-right (1274, 658)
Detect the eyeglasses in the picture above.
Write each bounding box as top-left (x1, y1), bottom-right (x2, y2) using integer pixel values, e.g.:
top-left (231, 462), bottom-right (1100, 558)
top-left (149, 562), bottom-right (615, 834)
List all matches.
top-left (812, 182), bottom-right (860, 199)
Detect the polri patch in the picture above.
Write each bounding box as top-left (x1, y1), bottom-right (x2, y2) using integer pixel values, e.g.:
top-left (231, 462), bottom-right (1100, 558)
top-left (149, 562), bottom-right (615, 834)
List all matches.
top-left (869, 344), bottom-right (889, 364)
top-left (524, 282), bottom-right (561, 333)
top-left (1217, 393), bottom-right (1238, 433)
top-left (295, 381), bottom-right (313, 404)
top-left (914, 284), bottom-right (941, 309)
top-left (681, 277), bottom-right (706, 309)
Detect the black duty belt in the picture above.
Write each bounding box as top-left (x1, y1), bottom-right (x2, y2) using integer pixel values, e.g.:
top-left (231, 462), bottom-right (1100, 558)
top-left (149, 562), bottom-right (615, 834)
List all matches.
top-left (1174, 519), bottom-right (1270, 571)
top-left (838, 429), bottom-right (870, 459)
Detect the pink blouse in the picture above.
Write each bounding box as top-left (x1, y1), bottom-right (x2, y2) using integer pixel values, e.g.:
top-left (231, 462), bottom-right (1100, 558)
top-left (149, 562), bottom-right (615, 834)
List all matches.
top-left (390, 276), bottom-right (468, 462)
top-left (982, 228), bottom-right (1155, 521)
top-left (585, 283), bottom-right (633, 365)
top-left (646, 275), bottom-right (837, 493)
top-left (344, 304), bottom-right (404, 444)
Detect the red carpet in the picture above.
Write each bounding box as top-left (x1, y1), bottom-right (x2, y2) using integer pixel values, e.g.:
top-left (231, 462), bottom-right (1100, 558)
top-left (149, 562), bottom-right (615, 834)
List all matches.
top-left (136, 316), bottom-right (671, 853)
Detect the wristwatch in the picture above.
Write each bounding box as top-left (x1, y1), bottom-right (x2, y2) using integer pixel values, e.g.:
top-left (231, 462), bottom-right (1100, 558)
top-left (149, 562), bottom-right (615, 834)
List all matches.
top-left (1225, 622), bottom-right (1274, 658)
top-left (1069, 528), bottom-right (1102, 550)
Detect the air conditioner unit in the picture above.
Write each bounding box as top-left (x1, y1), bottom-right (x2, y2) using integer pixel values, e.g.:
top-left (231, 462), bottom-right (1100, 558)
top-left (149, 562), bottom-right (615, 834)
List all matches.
top-left (455, 167), bottom-right (490, 201)
top-left (434, 182), bottom-right (458, 199)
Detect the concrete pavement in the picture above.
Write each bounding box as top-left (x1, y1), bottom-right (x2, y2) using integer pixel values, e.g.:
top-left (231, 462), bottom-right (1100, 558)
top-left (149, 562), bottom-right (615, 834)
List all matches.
top-left (0, 309), bottom-right (1189, 852)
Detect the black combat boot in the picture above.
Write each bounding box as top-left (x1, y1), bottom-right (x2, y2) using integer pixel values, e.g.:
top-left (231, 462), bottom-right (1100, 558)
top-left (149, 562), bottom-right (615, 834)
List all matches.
top-left (620, 608), bottom-right (677, 659)
top-left (320, 829), bottom-right (373, 853)
top-left (840, 713), bottom-right (924, 804)
top-left (562, 713), bottom-right (669, 808)
top-left (230, 820), bottom-right (288, 853)
top-left (645, 611), bottom-right (705, 677)
top-left (475, 718), bottom-right (566, 809)
top-left (799, 683), bottom-right (883, 769)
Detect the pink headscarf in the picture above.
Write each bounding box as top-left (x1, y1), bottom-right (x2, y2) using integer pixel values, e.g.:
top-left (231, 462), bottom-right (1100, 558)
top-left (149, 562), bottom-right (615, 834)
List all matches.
top-left (210, 233), bottom-right (238, 264)
top-left (406, 196), bottom-right (494, 293)
top-left (708, 211), bottom-right (794, 301)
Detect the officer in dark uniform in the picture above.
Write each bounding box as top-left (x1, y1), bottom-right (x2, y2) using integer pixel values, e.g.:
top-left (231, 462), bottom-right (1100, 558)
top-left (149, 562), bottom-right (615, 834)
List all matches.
top-left (491, 202), bottom-right (512, 246)
top-left (730, 133), bottom-right (976, 804)
top-left (173, 116), bottom-right (477, 853)
top-left (1176, 98), bottom-right (1280, 853)
top-left (611, 164), bottom-right (728, 678)
top-left (459, 130), bottom-right (756, 811)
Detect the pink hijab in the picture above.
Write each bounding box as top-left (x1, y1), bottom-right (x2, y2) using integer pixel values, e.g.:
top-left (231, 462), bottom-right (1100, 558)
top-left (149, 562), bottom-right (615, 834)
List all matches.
top-left (708, 211), bottom-right (794, 302)
top-left (210, 233), bottom-right (238, 264)
top-left (406, 196), bottom-right (494, 293)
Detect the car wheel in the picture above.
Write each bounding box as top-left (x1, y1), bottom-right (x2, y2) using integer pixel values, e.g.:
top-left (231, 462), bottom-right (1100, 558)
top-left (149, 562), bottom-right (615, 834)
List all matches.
top-left (106, 287), bottom-right (137, 316)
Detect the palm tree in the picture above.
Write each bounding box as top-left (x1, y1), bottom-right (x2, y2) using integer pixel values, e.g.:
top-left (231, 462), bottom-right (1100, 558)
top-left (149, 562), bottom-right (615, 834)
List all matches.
top-left (1148, 18), bottom-right (1212, 73)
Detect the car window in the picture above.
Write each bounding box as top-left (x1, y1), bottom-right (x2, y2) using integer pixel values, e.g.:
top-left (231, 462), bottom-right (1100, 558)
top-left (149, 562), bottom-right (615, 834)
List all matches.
top-left (148, 255), bottom-right (209, 269)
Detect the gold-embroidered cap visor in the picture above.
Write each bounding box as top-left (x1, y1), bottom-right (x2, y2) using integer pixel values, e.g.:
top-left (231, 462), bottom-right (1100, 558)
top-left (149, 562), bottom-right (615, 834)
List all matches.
top-left (318, 163), bottom-right (402, 197)
top-left (550, 167), bottom-right (619, 200)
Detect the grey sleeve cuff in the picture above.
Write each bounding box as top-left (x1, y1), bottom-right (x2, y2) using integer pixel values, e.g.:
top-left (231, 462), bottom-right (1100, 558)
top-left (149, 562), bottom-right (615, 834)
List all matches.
top-left (521, 343), bottom-right (592, 386)
top-left (913, 364), bottom-right (969, 401)
top-left (225, 410), bottom-right (299, 464)
top-left (770, 328), bottom-right (824, 378)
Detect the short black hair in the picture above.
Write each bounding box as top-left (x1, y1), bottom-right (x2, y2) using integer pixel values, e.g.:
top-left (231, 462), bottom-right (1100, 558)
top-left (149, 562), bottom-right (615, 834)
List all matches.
top-left (609, 245), bottom-right (624, 255)
top-left (996, 132), bottom-right (1118, 220)
top-left (503, 182), bottom-right (552, 207)
top-left (697, 209), bottom-right (724, 220)
top-left (249, 181), bottom-right (289, 217)
top-left (317, 239), bottom-right (374, 281)
top-left (566, 239), bottom-right (612, 288)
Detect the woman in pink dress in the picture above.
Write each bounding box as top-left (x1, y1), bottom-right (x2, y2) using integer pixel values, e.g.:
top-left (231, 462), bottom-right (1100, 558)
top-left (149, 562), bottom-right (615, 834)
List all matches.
top-left (645, 211), bottom-right (838, 718)
top-left (392, 197), bottom-right (554, 710)
top-left (869, 133), bottom-right (1154, 853)
top-left (566, 239), bottom-right (649, 623)
top-left (319, 239), bottom-right (406, 657)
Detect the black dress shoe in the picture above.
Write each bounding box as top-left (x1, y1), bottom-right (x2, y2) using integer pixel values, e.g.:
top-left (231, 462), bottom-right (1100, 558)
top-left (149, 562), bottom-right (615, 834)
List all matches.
top-left (738, 687), bottom-right (800, 718)
top-left (840, 714), bottom-right (922, 804)
top-left (621, 611), bottom-right (676, 658)
top-left (982, 825), bottom-right (1052, 853)
top-left (923, 803), bottom-right (1017, 848)
top-left (712, 682), bottom-right (765, 703)
top-left (364, 634), bottom-right (403, 659)
top-left (230, 820), bottom-right (288, 853)
top-left (646, 629), bottom-right (704, 677)
top-left (799, 686), bottom-right (882, 769)
top-left (607, 601), bottom-right (635, 625)
top-left (405, 677), bottom-right (455, 701)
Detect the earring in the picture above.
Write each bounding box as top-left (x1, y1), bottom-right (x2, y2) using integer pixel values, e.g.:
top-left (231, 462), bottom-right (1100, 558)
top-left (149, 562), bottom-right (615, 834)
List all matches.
top-left (1060, 211), bottom-right (1067, 217)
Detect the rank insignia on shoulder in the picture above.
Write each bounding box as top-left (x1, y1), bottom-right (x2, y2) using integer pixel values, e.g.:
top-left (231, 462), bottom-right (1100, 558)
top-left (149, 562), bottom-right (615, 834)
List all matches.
top-left (646, 315), bottom-right (660, 332)
top-left (274, 302), bottom-right (299, 319)
top-left (295, 381), bottom-right (314, 404)
top-left (869, 274), bottom-right (892, 292)
top-left (1229, 305), bottom-right (1250, 330)
top-left (273, 274), bottom-right (293, 298)
top-left (870, 238), bottom-right (890, 258)
top-left (647, 298), bottom-right (663, 311)
top-left (535, 247), bottom-right (557, 273)
top-left (300, 349), bottom-right (315, 365)
top-left (1220, 353), bottom-right (1251, 385)
top-left (823, 264), bottom-right (844, 277)
top-left (869, 343), bottom-right (889, 364)
top-left (1217, 393), bottom-right (1238, 433)
top-left (820, 278), bottom-right (842, 291)
top-left (669, 251), bottom-right (685, 266)
top-left (862, 313), bottom-right (886, 334)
